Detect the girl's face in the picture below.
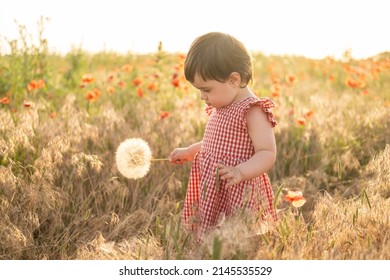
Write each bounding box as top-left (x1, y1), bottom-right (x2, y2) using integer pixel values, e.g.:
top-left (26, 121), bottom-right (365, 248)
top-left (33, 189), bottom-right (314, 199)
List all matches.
top-left (192, 73), bottom-right (238, 109)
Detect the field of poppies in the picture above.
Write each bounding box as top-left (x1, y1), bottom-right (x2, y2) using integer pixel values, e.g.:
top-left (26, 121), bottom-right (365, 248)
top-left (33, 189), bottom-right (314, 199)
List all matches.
top-left (1, 21), bottom-right (389, 259)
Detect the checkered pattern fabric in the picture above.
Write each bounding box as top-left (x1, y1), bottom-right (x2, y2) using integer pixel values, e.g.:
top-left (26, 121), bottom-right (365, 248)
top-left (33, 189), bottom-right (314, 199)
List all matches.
top-left (182, 97), bottom-right (277, 240)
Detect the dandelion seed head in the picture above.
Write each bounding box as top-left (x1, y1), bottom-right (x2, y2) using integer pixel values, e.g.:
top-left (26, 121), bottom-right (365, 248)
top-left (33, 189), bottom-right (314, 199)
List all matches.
top-left (116, 138), bottom-right (152, 179)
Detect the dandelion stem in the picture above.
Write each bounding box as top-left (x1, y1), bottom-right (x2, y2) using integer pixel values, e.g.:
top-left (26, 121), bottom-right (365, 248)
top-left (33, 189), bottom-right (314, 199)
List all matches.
top-left (151, 158), bottom-right (170, 161)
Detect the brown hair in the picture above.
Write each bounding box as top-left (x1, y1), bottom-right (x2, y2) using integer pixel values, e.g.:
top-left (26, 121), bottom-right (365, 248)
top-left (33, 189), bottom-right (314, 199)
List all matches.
top-left (184, 32), bottom-right (253, 87)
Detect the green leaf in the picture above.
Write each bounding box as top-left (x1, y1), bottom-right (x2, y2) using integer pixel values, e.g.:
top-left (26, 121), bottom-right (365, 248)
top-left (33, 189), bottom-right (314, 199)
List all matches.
top-left (212, 236), bottom-right (222, 260)
top-left (215, 167), bottom-right (219, 191)
top-left (202, 179), bottom-right (208, 200)
top-left (273, 183), bottom-right (284, 208)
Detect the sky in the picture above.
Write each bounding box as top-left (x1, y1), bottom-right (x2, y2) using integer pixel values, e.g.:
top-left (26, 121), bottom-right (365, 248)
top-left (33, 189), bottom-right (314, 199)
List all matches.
top-left (0, 0), bottom-right (389, 59)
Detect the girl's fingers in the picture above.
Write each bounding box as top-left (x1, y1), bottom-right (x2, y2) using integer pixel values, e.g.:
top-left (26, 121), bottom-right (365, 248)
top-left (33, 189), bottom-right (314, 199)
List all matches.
top-left (220, 170), bottom-right (234, 181)
top-left (220, 169), bottom-right (230, 178)
top-left (215, 163), bottom-right (224, 170)
top-left (169, 151), bottom-right (185, 163)
top-left (215, 163), bottom-right (240, 187)
top-left (215, 163), bottom-right (228, 171)
top-left (169, 152), bottom-right (177, 162)
top-left (169, 157), bottom-right (185, 164)
top-left (218, 170), bottom-right (228, 176)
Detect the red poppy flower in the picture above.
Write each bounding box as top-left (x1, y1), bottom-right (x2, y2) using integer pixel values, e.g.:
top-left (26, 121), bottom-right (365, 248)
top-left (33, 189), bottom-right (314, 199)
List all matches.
top-left (286, 74), bottom-right (297, 85)
top-left (159, 111), bottom-right (170, 120)
top-left (137, 87), bottom-right (144, 98)
top-left (0, 96), bottom-right (10, 105)
top-left (147, 82), bottom-right (158, 92)
top-left (117, 81), bottom-right (126, 88)
top-left (106, 86), bottom-right (116, 94)
top-left (86, 89), bottom-right (101, 102)
top-left (27, 79), bottom-right (45, 91)
top-left (86, 91), bottom-right (96, 102)
top-left (23, 101), bottom-right (32, 108)
top-left (345, 77), bottom-right (366, 88)
top-left (81, 74), bottom-right (95, 84)
top-left (121, 64), bottom-right (133, 72)
top-left (296, 117), bottom-right (306, 126)
top-left (132, 77), bottom-right (143, 87)
top-left (171, 77), bottom-right (180, 88)
top-left (285, 190), bottom-right (306, 208)
top-left (303, 109), bottom-right (315, 118)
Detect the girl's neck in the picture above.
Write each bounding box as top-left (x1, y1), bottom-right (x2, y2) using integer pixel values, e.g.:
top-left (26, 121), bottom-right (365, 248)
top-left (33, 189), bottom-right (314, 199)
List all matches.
top-left (232, 87), bottom-right (255, 104)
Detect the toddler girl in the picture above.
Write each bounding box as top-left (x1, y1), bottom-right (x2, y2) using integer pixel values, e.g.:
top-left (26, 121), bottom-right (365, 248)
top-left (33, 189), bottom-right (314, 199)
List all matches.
top-left (170, 32), bottom-right (277, 240)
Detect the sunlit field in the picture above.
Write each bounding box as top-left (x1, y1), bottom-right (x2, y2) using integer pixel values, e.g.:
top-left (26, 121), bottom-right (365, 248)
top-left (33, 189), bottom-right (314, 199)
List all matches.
top-left (1, 21), bottom-right (389, 260)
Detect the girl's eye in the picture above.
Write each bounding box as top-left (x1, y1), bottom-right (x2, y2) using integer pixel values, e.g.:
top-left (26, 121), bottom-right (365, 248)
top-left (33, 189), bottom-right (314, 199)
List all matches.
top-left (201, 89), bottom-right (210, 93)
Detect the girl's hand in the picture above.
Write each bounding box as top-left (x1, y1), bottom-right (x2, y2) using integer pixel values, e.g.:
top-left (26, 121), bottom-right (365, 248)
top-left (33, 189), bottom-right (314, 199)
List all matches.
top-left (215, 163), bottom-right (243, 187)
top-left (169, 148), bottom-right (193, 165)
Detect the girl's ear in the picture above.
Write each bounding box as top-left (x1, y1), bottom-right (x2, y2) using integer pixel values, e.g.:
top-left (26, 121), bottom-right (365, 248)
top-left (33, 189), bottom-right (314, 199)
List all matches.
top-left (229, 72), bottom-right (241, 87)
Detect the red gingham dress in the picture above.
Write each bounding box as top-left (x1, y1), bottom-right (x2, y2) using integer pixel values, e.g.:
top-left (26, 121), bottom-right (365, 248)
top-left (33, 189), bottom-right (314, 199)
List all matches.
top-left (182, 96), bottom-right (277, 240)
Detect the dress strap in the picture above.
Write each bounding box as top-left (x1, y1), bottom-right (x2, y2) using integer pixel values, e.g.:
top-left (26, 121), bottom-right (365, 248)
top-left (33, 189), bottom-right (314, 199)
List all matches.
top-left (242, 97), bottom-right (277, 127)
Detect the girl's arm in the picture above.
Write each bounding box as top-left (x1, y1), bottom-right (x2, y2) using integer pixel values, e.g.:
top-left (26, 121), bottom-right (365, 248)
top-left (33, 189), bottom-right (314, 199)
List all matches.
top-left (169, 141), bottom-right (203, 164)
top-left (216, 107), bottom-right (276, 186)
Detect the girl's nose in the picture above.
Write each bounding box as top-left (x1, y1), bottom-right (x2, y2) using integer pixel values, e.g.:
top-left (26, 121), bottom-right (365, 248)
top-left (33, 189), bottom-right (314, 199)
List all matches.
top-left (200, 92), bottom-right (207, 100)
